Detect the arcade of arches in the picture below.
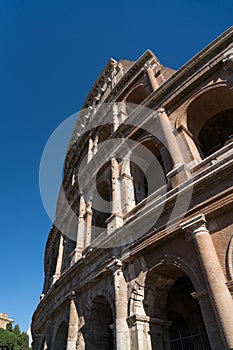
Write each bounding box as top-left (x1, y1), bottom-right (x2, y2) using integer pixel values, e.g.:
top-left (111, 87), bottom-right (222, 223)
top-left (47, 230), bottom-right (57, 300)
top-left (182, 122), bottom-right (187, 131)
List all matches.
top-left (32, 29), bottom-right (233, 350)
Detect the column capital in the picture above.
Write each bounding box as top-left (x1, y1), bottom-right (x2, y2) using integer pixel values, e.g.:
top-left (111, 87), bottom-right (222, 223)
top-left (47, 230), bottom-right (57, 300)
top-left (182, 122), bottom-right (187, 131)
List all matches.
top-left (69, 290), bottom-right (77, 300)
top-left (127, 314), bottom-right (171, 328)
top-left (180, 214), bottom-right (207, 233)
top-left (106, 258), bottom-right (123, 274)
top-left (223, 46), bottom-right (233, 71)
top-left (156, 107), bottom-right (167, 115)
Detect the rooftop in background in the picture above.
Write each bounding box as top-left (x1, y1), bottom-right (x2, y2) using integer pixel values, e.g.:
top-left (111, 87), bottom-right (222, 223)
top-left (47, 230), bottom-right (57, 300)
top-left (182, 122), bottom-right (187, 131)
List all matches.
top-left (0, 313), bottom-right (14, 330)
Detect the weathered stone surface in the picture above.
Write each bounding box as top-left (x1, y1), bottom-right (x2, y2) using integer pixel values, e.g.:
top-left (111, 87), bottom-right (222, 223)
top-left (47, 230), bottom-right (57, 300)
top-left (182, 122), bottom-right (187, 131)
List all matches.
top-left (32, 27), bottom-right (233, 350)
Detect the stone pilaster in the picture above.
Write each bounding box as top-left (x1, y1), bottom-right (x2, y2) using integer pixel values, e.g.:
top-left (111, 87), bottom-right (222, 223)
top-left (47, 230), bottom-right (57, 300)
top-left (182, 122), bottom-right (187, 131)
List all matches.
top-left (180, 214), bottom-right (233, 349)
top-left (127, 314), bottom-right (151, 350)
top-left (73, 194), bottom-right (86, 263)
top-left (127, 314), bottom-right (170, 350)
top-left (112, 103), bottom-right (119, 133)
top-left (67, 292), bottom-right (79, 350)
top-left (107, 158), bottom-right (123, 234)
top-left (93, 135), bottom-right (98, 155)
top-left (108, 259), bottom-right (130, 350)
top-left (118, 101), bottom-right (128, 123)
top-left (87, 137), bottom-right (93, 163)
top-left (85, 201), bottom-right (93, 246)
top-left (52, 233), bottom-right (64, 284)
top-left (120, 158), bottom-right (135, 215)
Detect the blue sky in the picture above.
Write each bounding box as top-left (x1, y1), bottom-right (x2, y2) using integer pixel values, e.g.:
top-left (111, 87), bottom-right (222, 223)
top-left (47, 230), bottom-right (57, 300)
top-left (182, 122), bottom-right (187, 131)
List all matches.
top-left (0, 0), bottom-right (232, 332)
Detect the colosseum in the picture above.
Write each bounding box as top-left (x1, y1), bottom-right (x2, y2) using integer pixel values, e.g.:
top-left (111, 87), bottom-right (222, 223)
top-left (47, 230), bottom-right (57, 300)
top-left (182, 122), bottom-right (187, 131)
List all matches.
top-left (32, 27), bottom-right (233, 349)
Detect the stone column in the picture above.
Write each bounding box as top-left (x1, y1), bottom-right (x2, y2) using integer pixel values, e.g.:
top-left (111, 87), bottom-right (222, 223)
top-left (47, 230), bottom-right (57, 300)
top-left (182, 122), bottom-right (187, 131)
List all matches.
top-left (155, 108), bottom-right (190, 186)
top-left (67, 292), bottom-right (79, 350)
top-left (107, 159), bottom-right (123, 234)
top-left (87, 137), bottom-right (93, 163)
top-left (93, 135), bottom-right (99, 155)
top-left (111, 158), bottom-right (121, 214)
top-left (156, 109), bottom-right (182, 167)
top-left (112, 103), bottom-right (119, 133)
top-left (143, 60), bottom-right (160, 93)
top-left (108, 259), bottom-right (130, 350)
top-left (180, 214), bottom-right (233, 349)
top-left (118, 101), bottom-right (128, 123)
top-left (73, 194), bottom-right (86, 262)
top-left (147, 66), bottom-right (159, 91)
top-left (85, 201), bottom-right (93, 246)
top-left (52, 232), bottom-right (64, 284)
top-left (120, 158), bottom-right (135, 215)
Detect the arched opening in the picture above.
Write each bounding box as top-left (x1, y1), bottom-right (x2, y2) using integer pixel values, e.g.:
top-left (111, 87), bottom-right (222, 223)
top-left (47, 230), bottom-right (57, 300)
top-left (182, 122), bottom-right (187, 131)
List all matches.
top-left (92, 162), bottom-right (111, 240)
top-left (167, 276), bottom-right (210, 350)
top-left (130, 137), bottom-right (167, 205)
top-left (82, 296), bottom-right (114, 350)
top-left (61, 237), bottom-right (76, 272)
top-left (125, 84), bottom-right (148, 114)
top-left (186, 86), bottom-right (233, 159)
top-left (45, 235), bottom-right (60, 291)
top-left (198, 109), bottom-right (233, 157)
top-left (143, 264), bottom-right (210, 350)
top-left (53, 321), bottom-right (68, 350)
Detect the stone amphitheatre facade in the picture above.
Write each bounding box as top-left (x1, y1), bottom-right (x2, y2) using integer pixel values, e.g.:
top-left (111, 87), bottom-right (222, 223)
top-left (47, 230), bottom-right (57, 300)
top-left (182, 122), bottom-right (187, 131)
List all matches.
top-left (32, 27), bottom-right (233, 349)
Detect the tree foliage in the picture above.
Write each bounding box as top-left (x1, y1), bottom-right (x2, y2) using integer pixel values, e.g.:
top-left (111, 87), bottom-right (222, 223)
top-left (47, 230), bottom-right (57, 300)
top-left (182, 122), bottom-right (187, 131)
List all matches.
top-left (0, 328), bottom-right (20, 350)
top-left (0, 325), bottom-right (29, 350)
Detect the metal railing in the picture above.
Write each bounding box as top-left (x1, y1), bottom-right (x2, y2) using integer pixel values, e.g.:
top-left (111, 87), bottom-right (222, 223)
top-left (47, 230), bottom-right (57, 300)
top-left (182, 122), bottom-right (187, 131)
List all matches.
top-left (169, 325), bottom-right (211, 350)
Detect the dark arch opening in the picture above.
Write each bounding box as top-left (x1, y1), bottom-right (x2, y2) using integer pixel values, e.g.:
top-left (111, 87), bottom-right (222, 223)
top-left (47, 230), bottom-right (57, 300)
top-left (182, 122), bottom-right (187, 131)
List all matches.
top-left (53, 321), bottom-right (68, 350)
top-left (143, 266), bottom-right (211, 350)
top-left (167, 276), bottom-right (211, 350)
top-left (198, 109), bottom-right (233, 157)
top-left (92, 162), bottom-right (111, 240)
top-left (130, 138), bottom-right (167, 205)
top-left (126, 85), bottom-right (148, 114)
top-left (82, 296), bottom-right (113, 350)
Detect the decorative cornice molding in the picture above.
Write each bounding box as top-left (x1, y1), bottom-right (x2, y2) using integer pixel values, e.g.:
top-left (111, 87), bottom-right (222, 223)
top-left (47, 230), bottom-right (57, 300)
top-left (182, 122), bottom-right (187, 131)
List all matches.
top-left (180, 214), bottom-right (207, 233)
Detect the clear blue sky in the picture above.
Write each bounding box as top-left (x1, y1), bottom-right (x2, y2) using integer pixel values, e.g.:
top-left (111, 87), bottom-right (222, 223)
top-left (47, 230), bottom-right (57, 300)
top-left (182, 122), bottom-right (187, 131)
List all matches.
top-left (0, 0), bottom-right (232, 332)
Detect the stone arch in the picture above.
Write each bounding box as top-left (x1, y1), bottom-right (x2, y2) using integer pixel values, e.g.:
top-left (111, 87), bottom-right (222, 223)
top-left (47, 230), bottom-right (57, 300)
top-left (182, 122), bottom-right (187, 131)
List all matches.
top-left (142, 256), bottom-right (209, 349)
top-left (129, 255), bottom-right (204, 318)
top-left (86, 288), bottom-right (115, 317)
top-left (128, 255), bottom-right (209, 349)
top-left (53, 321), bottom-right (68, 350)
top-left (125, 83), bottom-right (149, 114)
top-left (176, 83), bottom-right (233, 159)
top-left (154, 255), bottom-right (204, 292)
top-left (128, 134), bottom-right (168, 205)
top-left (81, 294), bottom-right (114, 350)
top-left (176, 82), bottom-right (233, 132)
